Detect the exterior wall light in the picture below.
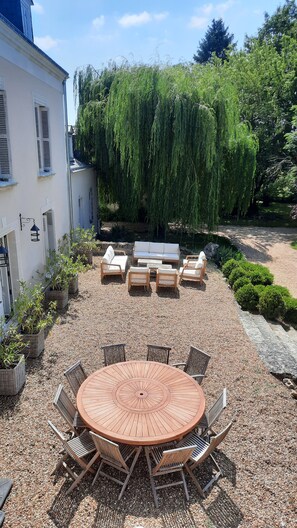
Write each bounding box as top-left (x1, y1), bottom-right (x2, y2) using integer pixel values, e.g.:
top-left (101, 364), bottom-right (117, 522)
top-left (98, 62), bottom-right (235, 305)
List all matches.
top-left (0, 244), bottom-right (9, 267)
top-left (19, 214), bottom-right (41, 242)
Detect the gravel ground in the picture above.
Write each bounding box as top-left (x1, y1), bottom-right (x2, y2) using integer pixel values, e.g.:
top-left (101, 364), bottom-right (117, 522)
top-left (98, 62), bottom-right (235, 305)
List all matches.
top-left (0, 257), bottom-right (296, 528)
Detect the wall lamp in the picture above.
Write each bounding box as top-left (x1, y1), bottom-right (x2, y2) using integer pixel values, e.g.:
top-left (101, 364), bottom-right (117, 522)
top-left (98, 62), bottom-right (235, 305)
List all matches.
top-left (0, 244), bottom-right (9, 267)
top-left (19, 214), bottom-right (40, 242)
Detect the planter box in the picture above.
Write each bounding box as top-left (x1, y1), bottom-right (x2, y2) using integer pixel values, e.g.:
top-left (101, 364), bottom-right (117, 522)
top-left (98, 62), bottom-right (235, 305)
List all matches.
top-left (0, 355), bottom-right (26, 395)
top-left (45, 288), bottom-right (69, 311)
top-left (22, 328), bottom-right (45, 359)
top-left (68, 275), bottom-right (79, 295)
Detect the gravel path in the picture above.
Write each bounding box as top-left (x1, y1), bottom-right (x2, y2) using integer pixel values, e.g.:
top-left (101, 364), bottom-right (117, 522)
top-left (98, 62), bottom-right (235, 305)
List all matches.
top-left (218, 226), bottom-right (297, 297)
top-left (0, 258), bottom-right (296, 527)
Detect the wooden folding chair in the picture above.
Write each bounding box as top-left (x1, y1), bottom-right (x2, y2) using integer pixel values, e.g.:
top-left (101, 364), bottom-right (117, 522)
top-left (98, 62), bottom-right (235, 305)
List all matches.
top-left (48, 420), bottom-right (99, 494)
top-left (177, 417), bottom-right (235, 497)
top-left (198, 388), bottom-right (227, 438)
top-left (173, 345), bottom-right (211, 384)
top-left (90, 432), bottom-right (141, 500)
top-left (53, 384), bottom-right (85, 436)
top-left (64, 360), bottom-right (87, 397)
top-left (101, 343), bottom-right (126, 366)
top-left (145, 445), bottom-right (196, 508)
top-left (146, 344), bottom-right (171, 364)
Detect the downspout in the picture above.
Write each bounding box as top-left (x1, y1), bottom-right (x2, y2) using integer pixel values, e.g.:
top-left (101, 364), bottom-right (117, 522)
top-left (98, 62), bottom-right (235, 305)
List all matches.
top-left (63, 78), bottom-right (74, 232)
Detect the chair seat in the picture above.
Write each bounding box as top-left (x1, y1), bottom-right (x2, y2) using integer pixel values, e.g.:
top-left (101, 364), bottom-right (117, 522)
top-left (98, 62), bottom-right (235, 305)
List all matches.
top-left (177, 431), bottom-right (209, 461)
top-left (179, 267), bottom-right (202, 277)
top-left (68, 430), bottom-right (96, 458)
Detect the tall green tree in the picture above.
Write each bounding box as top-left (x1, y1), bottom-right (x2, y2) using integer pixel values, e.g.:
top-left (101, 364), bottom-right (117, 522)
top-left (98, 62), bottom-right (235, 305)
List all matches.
top-left (193, 19), bottom-right (235, 63)
top-left (75, 63), bottom-right (257, 232)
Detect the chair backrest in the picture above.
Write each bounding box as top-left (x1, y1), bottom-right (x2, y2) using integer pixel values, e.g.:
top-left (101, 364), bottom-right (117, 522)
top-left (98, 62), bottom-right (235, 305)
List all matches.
top-left (48, 419), bottom-right (66, 443)
top-left (191, 417), bottom-right (235, 469)
top-left (90, 431), bottom-right (128, 470)
top-left (153, 445), bottom-right (196, 475)
top-left (64, 360), bottom-right (87, 396)
top-left (101, 343), bottom-right (126, 366)
top-left (53, 384), bottom-right (76, 430)
top-left (157, 268), bottom-right (178, 285)
top-left (147, 344), bottom-right (171, 364)
top-left (206, 388), bottom-right (227, 429)
top-left (185, 346), bottom-right (211, 378)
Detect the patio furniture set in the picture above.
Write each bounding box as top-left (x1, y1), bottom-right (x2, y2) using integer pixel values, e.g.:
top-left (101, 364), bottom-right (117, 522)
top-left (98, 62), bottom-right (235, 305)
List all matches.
top-left (49, 345), bottom-right (234, 507)
top-left (101, 242), bottom-right (207, 291)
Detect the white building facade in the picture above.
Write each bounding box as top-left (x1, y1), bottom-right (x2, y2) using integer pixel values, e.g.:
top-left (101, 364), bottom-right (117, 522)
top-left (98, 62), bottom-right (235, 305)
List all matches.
top-left (0, 5), bottom-right (71, 317)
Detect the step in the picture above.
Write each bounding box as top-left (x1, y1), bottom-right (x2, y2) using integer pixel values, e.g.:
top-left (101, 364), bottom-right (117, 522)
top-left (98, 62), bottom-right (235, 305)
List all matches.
top-left (238, 308), bottom-right (297, 380)
top-left (269, 322), bottom-right (297, 362)
top-left (287, 326), bottom-right (297, 343)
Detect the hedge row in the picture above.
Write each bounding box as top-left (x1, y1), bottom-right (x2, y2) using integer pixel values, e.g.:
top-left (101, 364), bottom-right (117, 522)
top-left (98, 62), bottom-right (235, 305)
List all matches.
top-left (222, 258), bottom-right (297, 324)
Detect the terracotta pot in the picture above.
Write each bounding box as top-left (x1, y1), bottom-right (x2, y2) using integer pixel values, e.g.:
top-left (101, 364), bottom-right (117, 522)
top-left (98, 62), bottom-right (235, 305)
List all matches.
top-left (0, 355), bottom-right (26, 395)
top-left (22, 328), bottom-right (45, 358)
top-left (45, 288), bottom-right (69, 311)
top-left (68, 274), bottom-right (79, 295)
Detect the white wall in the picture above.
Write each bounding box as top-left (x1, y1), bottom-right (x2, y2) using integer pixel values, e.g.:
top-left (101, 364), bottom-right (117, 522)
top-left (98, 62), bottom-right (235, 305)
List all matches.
top-left (71, 166), bottom-right (98, 232)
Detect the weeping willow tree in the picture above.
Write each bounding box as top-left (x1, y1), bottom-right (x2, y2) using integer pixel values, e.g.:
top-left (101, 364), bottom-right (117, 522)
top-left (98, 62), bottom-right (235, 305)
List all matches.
top-left (74, 62), bottom-right (258, 231)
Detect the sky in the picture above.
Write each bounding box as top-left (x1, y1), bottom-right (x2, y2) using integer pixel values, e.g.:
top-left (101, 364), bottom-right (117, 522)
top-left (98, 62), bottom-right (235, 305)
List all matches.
top-left (31, 0), bottom-right (284, 124)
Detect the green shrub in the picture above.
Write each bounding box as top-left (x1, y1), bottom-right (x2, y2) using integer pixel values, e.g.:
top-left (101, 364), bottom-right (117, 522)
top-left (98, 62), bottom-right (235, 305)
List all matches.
top-left (258, 287), bottom-right (286, 320)
top-left (254, 284), bottom-right (266, 297)
top-left (222, 259), bottom-right (241, 279)
top-left (228, 267), bottom-right (248, 287)
top-left (284, 297), bottom-right (297, 325)
top-left (235, 284), bottom-right (259, 311)
top-left (233, 276), bottom-right (251, 292)
top-left (268, 285), bottom-right (291, 300)
top-left (215, 246), bottom-right (243, 268)
top-left (240, 261), bottom-right (274, 285)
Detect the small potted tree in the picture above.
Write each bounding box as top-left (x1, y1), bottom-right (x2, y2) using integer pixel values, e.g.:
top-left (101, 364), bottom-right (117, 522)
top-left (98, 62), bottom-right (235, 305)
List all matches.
top-left (0, 318), bottom-right (26, 395)
top-left (70, 226), bottom-right (98, 266)
top-left (44, 251), bottom-right (70, 311)
top-left (14, 281), bottom-right (56, 358)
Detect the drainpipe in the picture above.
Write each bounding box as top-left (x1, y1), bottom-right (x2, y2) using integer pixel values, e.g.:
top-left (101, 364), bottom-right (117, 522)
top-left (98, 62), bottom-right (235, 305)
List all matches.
top-left (63, 79), bottom-right (74, 232)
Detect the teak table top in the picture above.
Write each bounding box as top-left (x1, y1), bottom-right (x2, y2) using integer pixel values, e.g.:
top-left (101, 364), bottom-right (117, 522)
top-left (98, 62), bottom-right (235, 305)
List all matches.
top-left (77, 360), bottom-right (205, 446)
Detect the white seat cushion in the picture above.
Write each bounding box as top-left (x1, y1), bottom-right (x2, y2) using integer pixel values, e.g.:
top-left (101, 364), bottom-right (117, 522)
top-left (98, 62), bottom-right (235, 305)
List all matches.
top-left (179, 267), bottom-right (202, 277)
top-left (134, 241), bottom-right (150, 252)
top-left (149, 242), bottom-right (164, 253)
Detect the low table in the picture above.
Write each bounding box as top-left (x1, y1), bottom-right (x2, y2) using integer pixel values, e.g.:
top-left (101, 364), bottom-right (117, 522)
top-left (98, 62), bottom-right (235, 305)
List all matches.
top-left (138, 259), bottom-right (172, 273)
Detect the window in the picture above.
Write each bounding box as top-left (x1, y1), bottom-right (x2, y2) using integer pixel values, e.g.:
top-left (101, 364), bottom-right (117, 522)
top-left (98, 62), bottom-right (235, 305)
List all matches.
top-left (0, 91), bottom-right (11, 181)
top-left (35, 105), bottom-right (51, 174)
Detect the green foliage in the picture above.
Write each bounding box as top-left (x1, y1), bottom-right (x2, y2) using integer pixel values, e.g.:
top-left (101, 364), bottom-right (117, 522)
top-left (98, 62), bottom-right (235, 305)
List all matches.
top-left (44, 251), bottom-right (70, 291)
top-left (258, 287), bottom-right (286, 320)
top-left (214, 245), bottom-right (243, 267)
top-left (228, 267), bottom-right (247, 287)
top-left (284, 297), bottom-right (297, 324)
top-left (193, 18), bottom-right (235, 63)
top-left (14, 281), bottom-right (56, 335)
top-left (75, 63), bottom-right (257, 231)
top-left (233, 276), bottom-right (251, 292)
top-left (240, 261), bottom-right (274, 285)
top-left (70, 226), bottom-right (98, 253)
top-left (267, 284), bottom-right (291, 299)
top-left (222, 258), bottom-right (241, 278)
top-left (0, 318), bottom-right (24, 369)
top-left (254, 284), bottom-right (267, 297)
top-left (291, 240), bottom-right (297, 249)
top-left (235, 284), bottom-right (259, 311)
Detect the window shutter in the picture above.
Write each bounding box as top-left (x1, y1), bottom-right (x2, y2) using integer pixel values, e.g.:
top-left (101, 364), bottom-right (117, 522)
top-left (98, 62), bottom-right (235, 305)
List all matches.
top-left (34, 106), bottom-right (42, 169)
top-left (0, 91), bottom-right (11, 179)
top-left (40, 108), bottom-right (51, 169)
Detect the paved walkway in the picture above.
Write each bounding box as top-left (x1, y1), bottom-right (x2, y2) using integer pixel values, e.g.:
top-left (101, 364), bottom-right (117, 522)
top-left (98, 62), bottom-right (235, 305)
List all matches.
top-left (217, 226), bottom-right (297, 297)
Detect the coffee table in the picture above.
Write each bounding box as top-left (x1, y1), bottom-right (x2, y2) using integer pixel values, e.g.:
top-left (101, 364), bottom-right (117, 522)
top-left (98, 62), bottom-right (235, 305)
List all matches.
top-left (138, 259), bottom-right (172, 274)
top-left (77, 361), bottom-right (205, 446)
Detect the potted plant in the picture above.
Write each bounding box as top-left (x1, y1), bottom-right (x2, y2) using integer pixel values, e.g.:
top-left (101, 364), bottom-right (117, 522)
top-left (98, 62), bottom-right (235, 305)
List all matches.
top-left (44, 251), bottom-right (70, 311)
top-left (70, 226), bottom-right (98, 266)
top-left (0, 318), bottom-right (26, 395)
top-left (14, 281), bottom-right (56, 358)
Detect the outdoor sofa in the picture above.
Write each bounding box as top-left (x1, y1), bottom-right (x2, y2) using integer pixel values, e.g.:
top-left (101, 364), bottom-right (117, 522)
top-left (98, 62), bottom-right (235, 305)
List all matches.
top-left (133, 241), bottom-right (180, 264)
top-left (101, 245), bottom-right (128, 281)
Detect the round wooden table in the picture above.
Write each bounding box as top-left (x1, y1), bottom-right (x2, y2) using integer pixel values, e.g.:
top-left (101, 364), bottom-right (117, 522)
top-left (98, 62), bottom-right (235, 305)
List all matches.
top-left (77, 361), bottom-right (205, 446)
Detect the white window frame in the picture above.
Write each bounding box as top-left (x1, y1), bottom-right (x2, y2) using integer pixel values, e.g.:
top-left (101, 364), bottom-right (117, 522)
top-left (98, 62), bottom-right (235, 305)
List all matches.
top-left (0, 90), bottom-right (12, 182)
top-left (34, 104), bottom-right (52, 175)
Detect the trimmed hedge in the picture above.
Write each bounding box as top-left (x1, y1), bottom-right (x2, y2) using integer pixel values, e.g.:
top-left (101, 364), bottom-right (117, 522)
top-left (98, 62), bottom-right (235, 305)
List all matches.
top-left (235, 284), bottom-right (259, 311)
top-left (233, 276), bottom-right (251, 292)
top-left (222, 259), bottom-right (241, 279)
top-left (284, 297), bottom-right (297, 325)
top-left (228, 267), bottom-right (248, 287)
top-left (258, 287), bottom-right (286, 320)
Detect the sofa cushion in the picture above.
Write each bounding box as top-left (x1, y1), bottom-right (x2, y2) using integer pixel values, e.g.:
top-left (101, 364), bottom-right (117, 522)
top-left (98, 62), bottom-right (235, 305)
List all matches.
top-left (162, 252), bottom-right (179, 260)
top-left (129, 266), bottom-right (149, 273)
top-left (195, 258), bottom-right (204, 269)
top-left (102, 245), bottom-right (114, 264)
top-left (113, 255), bottom-right (128, 271)
top-left (164, 243), bottom-right (180, 254)
top-left (158, 268), bottom-right (178, 275)
top-left (199, 251), bottom-right (206, 260)
top-left (149, 242), bottom-right (164, 254)
top-left (134, 241), bottom-right (150, 252)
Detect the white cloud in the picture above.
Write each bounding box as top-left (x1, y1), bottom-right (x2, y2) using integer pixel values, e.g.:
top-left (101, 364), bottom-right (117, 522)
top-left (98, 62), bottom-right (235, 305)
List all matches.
top-left (201, 4), bottom-right (214, 16)
top-left (217, 0), bottom-right (236, 16)
top-left (32, 2), bottom-right (44, 15)
top-left (118, 11), bottom-right (168, 28)
top-left (92, 16), bottom-right (105, 30)
top-left (34, 35), bottom-right (58, 51)
top-left (189, 17), bottom-right (209, 29)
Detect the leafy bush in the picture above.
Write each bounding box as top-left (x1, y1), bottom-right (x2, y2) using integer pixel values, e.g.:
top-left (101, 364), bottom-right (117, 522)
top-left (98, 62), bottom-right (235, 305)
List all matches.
top-left (258, 287), bottom-right (286, 320)
top-left (284, 297), bottom-right (297, 325)
top-left (228, 267), bottom-right (248, 287)
top-left (215, 246), bottom-right (243, 268)
top-left (222, 259), bottom-right (241, 279)
top-left (240, 261), bottom-right (274, 285)
top-left (233, 276), bottom-right (251, 292)
top-left (254, 284), bottom-right (266, 297)
top-left (235, 284), bottom-right (259, 311)
top-left (267, 285), bottom-right (291, 299)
